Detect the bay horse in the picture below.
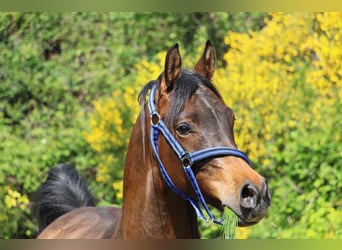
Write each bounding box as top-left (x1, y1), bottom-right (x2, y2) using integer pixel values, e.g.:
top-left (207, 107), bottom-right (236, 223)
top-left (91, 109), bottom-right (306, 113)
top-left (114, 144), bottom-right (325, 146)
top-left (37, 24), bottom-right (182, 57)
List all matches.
top-left (34, 41), bottom-right (271, 239)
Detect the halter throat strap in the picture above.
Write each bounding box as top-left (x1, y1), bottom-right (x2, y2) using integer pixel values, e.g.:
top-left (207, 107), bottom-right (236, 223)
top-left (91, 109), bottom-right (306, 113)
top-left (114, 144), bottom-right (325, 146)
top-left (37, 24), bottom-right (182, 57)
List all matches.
top-left (147, 84), bottom-right (252, 224)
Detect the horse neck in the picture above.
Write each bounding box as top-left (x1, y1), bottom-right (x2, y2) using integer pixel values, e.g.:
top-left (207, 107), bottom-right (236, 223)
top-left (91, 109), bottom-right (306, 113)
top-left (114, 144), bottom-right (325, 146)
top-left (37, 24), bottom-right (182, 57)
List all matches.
top-left (118, 110), bottom-right (200, 239)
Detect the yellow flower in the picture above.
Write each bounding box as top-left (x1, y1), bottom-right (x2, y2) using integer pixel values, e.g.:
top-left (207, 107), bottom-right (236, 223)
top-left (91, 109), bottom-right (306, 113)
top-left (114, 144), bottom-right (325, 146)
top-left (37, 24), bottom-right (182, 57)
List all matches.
top-left (5, 195), bottom-right (17, 209)
top-left (113, 180), bottom-right (123, 200)
top-left (4, 188), bottom-right (29, 209)
top-left (8, 189), bottom-right (21, 198)
top-left (236, 227), bottom-right (251, 239)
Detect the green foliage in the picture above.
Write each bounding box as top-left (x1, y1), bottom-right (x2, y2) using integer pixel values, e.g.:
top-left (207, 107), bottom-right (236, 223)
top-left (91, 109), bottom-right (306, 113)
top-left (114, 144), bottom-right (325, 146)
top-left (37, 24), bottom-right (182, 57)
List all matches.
top-left (2, 12), bottom-right (340, 240)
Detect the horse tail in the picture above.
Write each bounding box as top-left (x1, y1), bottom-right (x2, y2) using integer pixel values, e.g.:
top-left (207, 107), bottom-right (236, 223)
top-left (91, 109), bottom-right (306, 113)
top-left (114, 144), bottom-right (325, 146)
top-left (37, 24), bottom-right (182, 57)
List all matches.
top-left (33, 163), bottom-right (96, 233)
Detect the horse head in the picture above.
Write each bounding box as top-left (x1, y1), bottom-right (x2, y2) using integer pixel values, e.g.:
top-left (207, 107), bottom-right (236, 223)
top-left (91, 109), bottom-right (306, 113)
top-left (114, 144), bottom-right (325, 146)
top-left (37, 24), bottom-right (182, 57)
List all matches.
top-left (150, 41), bottom-right (271, 227)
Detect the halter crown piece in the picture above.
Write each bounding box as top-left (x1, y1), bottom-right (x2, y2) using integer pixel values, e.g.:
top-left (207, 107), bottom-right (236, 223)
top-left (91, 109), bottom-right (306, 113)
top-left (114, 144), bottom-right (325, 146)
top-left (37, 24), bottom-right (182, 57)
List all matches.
top-left (148, 83), bottom-right (252, 225)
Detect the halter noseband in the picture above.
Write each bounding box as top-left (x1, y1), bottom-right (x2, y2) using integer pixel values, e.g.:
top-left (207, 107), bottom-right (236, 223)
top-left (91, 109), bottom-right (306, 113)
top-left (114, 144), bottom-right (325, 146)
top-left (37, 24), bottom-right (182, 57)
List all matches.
top-left (148, 83), bottom-right (252, 225)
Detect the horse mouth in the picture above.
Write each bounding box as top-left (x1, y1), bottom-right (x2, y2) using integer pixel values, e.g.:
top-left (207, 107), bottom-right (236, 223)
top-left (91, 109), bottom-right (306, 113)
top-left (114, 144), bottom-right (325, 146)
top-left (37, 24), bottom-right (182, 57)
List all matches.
top-left (222, 205), bottom-right (259, 227)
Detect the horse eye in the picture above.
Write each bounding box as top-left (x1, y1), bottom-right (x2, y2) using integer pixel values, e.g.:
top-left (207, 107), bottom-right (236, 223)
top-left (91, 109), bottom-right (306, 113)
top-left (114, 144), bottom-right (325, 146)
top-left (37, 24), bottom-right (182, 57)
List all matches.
top-left (176, 124), bottom-right (192, 136)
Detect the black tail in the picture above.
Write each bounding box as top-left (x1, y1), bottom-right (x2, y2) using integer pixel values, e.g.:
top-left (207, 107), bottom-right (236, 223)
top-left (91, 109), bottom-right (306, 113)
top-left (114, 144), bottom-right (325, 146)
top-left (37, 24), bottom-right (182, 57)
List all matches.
top-left (33, 164), bottom-right (96, 233)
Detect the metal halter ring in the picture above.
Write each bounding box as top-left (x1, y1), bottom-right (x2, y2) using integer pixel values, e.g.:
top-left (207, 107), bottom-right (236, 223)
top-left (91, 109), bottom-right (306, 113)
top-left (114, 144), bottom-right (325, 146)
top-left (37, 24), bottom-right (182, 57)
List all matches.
top-left (151, 112), bottom-right (160, 126)
top-left (181, 153), bottom-right (192, 167)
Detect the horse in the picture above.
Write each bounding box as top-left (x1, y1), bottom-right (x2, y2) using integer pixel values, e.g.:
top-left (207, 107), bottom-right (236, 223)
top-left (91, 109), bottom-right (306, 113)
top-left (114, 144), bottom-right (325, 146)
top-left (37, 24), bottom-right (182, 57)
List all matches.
top-left (33, 40), bottom-right (271, 239)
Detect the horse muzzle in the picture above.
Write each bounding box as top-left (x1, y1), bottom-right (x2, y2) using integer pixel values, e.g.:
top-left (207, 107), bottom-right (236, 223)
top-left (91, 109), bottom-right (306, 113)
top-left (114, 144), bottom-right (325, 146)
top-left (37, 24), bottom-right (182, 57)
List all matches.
top-left (234, 180), bottom-right (271, 226)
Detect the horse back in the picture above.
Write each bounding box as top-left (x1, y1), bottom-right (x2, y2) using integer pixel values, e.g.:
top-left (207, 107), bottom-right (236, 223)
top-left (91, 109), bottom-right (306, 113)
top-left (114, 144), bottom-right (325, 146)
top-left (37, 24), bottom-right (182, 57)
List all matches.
top-left (37, 206), bottom-right (121, 239)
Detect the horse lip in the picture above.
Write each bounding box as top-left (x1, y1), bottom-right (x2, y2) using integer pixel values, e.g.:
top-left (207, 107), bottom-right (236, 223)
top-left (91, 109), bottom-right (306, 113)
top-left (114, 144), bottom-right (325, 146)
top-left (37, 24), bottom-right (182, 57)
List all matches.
top-left (222, 205), bottom-right (258, 227)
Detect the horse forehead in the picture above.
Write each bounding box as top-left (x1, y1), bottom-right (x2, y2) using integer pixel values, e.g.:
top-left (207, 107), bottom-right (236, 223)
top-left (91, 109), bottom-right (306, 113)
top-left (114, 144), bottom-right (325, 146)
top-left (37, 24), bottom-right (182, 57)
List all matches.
top-left (192, 85), bottom-right (233, 122)
top-left (187, 86), bottom-right (235, 146)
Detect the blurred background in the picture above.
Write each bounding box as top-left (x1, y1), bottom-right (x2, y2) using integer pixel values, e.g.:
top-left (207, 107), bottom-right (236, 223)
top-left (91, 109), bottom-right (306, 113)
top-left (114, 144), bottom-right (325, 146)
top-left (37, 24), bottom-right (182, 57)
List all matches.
top-left (0, 12), bottom-right (341, 239)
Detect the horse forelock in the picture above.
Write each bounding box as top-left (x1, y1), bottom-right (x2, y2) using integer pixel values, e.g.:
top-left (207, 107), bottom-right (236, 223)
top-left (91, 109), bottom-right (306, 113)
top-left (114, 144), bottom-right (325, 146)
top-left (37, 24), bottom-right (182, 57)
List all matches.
top-left (165, 70), bottom-right (222, 127)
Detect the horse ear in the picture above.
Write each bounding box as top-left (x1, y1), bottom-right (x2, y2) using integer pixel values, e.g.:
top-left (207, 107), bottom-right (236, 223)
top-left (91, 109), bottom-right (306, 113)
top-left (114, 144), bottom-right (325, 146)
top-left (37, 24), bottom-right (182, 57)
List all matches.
top-left (194, 40), bottom-right (216, 80)
top-left (162, 43), bottom-right (182, 92)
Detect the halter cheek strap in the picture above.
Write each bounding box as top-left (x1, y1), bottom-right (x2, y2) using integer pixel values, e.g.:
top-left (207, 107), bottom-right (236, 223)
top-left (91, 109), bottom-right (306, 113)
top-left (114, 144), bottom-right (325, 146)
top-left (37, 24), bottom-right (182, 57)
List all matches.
top-left (148, 84), bottom-right (252, 225)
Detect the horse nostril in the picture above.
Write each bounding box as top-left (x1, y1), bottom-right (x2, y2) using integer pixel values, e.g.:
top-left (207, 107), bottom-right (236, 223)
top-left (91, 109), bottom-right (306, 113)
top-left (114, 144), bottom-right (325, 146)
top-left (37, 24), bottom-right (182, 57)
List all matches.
top-left (240, 184), bottom-right (260, 209)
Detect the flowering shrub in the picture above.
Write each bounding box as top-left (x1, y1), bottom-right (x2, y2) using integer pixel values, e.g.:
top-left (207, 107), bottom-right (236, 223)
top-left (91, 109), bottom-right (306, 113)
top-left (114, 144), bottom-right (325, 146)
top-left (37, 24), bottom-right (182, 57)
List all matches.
top-left (85, 12), bottom-right (341, 238)
top-left (216, 12), bottom-right (342, 238)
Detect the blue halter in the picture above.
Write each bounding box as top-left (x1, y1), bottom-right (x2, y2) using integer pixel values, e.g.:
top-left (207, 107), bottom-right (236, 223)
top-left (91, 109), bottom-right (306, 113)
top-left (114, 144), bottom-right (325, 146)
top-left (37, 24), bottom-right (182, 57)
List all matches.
top-left (148, 83), bottom-right (252, 225)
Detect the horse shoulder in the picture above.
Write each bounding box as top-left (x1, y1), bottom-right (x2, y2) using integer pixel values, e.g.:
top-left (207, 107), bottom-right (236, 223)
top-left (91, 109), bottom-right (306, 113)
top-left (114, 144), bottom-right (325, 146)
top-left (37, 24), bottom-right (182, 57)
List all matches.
top-left (37, 206), bottom-right (121, 239)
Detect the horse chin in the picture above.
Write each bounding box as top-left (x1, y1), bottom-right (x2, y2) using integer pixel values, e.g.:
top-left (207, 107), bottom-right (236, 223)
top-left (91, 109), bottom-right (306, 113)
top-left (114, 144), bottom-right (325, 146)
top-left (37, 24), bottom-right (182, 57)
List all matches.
top-left (237, 218), bottom-right (258, 227)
